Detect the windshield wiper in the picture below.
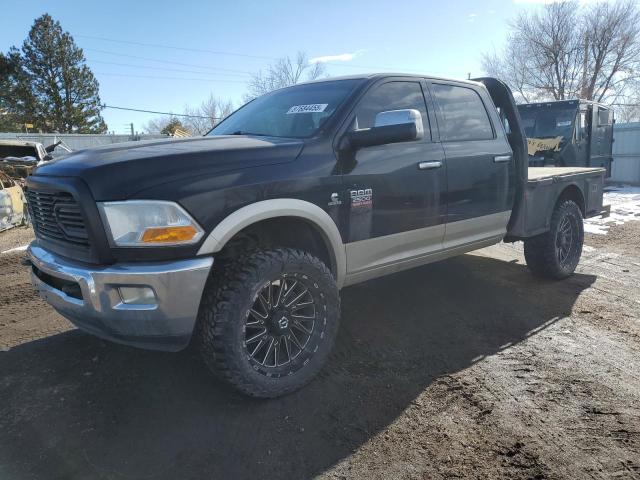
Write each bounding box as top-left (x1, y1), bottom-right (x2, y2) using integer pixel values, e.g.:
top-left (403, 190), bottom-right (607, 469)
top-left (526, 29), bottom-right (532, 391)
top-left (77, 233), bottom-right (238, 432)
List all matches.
top-left (230, 130), bottom-right (267, 136)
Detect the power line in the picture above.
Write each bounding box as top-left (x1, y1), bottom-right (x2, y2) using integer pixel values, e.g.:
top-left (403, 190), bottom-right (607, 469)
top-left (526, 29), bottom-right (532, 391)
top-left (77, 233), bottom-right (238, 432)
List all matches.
top-left (88, 59), bottom-right (250, 77)
top-left (94, 71), bottom-right (247, 83)
top-left (80, 35), bottom-right (464, 76)
top-left (84, 48), bottom-right (253, 75)
top-left (78, 34), bottom-right (274, 60)
top-left (102, 104), bottom-right (220, 119)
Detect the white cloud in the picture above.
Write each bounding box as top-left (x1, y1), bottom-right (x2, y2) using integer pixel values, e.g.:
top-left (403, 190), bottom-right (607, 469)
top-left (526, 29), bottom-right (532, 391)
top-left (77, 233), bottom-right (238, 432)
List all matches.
top-left (467, 12), bottom-right (478, 23)
top-left (309, 50), bottom-right (365, 64)
top-left (514, 0), bottom-right (562, 3)
top-left (514, 0), bottom-right (606, 4)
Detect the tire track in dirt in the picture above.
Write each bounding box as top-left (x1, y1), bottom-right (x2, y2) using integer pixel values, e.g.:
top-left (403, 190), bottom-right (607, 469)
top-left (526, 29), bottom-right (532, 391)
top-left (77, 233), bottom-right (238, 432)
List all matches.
top-left (2, 222), bottom-right (640, 479)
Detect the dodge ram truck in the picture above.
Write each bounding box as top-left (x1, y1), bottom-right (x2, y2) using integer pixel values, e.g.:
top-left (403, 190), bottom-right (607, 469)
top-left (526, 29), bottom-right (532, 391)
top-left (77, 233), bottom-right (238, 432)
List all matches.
top-left (27, 75), bottom-right (606, 397)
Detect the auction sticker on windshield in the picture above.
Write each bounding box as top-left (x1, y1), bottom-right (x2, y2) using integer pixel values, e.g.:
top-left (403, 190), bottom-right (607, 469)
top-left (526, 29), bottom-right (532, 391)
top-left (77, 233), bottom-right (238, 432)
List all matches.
top-left (286, 104), bottom-right (328, 114)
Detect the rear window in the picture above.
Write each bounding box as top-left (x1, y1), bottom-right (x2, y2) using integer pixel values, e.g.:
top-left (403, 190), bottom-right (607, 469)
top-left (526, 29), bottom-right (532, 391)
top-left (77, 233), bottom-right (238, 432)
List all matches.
top-left (0, 145), bottom-right (39, 159)
top-left (431, 84), bottom-right (494, 141)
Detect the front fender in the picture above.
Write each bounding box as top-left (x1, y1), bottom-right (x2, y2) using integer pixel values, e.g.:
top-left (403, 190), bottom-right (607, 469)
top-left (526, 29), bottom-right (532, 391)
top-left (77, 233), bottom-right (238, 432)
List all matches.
top-left (196, 199), bottom-right (347, 288)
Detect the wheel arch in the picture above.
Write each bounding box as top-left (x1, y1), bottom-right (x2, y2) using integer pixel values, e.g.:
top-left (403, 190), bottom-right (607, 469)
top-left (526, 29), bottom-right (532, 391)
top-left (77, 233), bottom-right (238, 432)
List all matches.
top-left (197, 199), bottom-right (347, 288)
top-left (553, 183), bottom-right (586, 216)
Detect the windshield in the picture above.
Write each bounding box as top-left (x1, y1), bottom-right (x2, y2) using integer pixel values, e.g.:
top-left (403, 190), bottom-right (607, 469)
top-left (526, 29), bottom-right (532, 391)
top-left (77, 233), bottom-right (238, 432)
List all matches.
top-left (0, 145), bottom-right (39, 159)
top-left (517, 104), bottom-right (577, 141)
top-left (208, 79), bottom-right (361, 139)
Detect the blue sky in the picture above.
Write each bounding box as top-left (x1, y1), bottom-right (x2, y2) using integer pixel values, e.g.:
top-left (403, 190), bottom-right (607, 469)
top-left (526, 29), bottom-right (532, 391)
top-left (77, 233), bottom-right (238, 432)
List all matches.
top-left (1, 0), bottom-right (552, 133)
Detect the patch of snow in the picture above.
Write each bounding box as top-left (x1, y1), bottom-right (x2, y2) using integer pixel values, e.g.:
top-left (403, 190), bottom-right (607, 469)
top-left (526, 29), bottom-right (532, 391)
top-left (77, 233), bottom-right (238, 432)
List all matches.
top-left (584, 223), bottom-right (609, 235)
top-left (1, 244), bottom-right (29, 254)
top-left (582, 245), bottom-right (595, 252)
top-left (584, 184), bottom-right (640, 235)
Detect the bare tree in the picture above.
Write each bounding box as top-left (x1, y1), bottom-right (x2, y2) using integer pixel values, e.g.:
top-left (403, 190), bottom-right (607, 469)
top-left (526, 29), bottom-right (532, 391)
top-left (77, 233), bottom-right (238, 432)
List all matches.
top-left (144, 116), bottom-right (174, 134)
top-left (483, 0), bottom-right (640, 105)
top-left (616, 103), bottom-right (640, 123)
top-left (244, 52), bottom-right (326, 102)
top-left (143, 96), bottom-right (234, 135)
top-left (580, 1), bottom-right (640, 103)
top-left (182, 95), bottom-right (234, 135)
top-left (614, 78), bottom-right (640, 122)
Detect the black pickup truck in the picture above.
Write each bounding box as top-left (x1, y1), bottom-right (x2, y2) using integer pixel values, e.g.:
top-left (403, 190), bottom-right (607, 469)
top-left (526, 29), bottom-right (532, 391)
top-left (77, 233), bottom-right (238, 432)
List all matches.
top-left (27, 75), bottom-right (606, 397)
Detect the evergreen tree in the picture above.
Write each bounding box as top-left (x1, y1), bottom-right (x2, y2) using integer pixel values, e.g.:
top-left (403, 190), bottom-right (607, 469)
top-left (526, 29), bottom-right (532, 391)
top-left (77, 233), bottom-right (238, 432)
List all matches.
top-left (160, 118), bottom-right (185, 135)
top-left (10, 14), bottom-right (107, 133)
top-left (0, 50), bottom-right (27, 131)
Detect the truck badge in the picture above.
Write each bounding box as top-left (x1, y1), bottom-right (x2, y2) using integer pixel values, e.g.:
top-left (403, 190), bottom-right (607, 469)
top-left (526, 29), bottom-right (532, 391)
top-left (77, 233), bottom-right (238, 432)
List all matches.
top-left (328, 192), bottom-right (342, 206)
top-left (350, 188), bottom-right (373, 208)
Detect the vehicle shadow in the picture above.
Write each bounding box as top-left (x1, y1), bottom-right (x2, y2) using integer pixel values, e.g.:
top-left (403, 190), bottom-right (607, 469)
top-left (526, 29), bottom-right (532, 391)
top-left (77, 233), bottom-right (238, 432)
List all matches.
top-left (0, 253), bottom-right (596, 479)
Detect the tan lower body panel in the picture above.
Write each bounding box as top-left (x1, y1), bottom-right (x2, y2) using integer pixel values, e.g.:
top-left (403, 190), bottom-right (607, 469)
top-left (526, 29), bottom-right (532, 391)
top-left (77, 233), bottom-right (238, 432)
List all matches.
top-left (343, 211), bottom-right (510, 287)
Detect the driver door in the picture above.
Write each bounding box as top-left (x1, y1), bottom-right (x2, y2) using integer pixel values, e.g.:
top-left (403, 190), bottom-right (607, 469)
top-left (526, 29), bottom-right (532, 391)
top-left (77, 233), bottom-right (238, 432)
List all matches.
top-left (340, 79), bottom-right (447, 277)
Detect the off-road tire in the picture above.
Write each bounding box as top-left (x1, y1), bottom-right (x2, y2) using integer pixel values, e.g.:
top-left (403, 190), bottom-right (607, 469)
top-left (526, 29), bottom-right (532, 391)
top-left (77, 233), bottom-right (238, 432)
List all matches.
top-left (197, 247), bottom-right (340, 398)
top-left (523, 199), bottom-right (584, 279)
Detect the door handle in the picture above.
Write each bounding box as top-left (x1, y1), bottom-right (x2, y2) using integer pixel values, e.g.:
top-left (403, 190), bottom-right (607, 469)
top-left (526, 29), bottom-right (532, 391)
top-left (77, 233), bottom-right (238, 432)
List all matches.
top-left (418, 161), bottom-right (443, 170)
top-left (493, 155), bottom-right (512, 163)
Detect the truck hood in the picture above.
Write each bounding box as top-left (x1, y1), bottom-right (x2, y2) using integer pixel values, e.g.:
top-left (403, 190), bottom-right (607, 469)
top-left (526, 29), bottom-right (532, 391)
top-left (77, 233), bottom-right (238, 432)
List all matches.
top-left (33, 135), bottom-right (304, 200)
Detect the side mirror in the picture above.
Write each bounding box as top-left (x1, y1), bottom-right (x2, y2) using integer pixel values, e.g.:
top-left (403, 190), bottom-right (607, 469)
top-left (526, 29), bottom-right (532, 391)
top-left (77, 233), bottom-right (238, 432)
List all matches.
top-left (341, 109), bottom-right (424, 151)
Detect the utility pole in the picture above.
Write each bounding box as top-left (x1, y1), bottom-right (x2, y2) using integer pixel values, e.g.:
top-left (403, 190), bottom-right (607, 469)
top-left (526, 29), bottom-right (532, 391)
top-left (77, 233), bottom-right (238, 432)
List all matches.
top-left (580, 33), bottom-right (589, 99)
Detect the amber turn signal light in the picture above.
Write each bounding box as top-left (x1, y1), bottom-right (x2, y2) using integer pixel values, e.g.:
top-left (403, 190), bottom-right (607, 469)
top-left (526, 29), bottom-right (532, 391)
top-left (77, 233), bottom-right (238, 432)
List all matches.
top-left (141, 225), bottom-right (199, 244)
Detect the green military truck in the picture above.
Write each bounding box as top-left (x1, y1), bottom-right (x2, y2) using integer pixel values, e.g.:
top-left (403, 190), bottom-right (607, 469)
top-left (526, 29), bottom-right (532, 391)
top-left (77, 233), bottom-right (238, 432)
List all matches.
top-left (518, 100), bottom-right (614, 177)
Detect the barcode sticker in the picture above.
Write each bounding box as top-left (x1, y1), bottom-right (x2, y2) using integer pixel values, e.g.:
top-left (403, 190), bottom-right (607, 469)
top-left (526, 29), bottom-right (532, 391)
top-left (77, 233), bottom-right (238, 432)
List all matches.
top-left (286, 104), bottom-right (328, 114)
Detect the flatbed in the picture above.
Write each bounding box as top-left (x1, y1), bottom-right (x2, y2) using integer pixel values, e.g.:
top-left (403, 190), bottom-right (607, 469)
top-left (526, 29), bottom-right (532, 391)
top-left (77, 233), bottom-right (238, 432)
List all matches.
top-left (505, 166), bottom-right (606, 239)
top-left (528, 166), bottom-right (606, 182)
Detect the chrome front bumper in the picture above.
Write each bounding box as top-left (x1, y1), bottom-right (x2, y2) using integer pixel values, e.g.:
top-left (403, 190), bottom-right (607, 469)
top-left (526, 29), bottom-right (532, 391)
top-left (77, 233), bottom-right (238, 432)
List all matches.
top-left (28, 243), bottom-right (213, 351)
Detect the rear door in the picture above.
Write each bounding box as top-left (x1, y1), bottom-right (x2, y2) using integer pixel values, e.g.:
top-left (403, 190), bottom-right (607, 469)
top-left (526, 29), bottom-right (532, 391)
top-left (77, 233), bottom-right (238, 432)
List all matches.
top-left (340, 79), bottom-right (447, 275)
top-left (589, 105), bottom-right (614, 176)
top-left (429, 81), bottom-right (514, 248)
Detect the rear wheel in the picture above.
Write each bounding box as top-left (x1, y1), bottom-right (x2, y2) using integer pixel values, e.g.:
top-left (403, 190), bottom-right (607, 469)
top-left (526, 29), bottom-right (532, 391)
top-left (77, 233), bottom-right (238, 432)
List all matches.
top-left (197, 247), bottom-right (340, 398)
top-left (523, 199), bottom-right (584, 279)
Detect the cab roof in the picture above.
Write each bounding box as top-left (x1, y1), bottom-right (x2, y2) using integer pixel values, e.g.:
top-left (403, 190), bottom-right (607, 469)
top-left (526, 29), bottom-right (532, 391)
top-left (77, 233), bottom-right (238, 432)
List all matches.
top-left (297, 73), bottom-right (485, 88)
top-left (0, 139), bottom-right (43, 147)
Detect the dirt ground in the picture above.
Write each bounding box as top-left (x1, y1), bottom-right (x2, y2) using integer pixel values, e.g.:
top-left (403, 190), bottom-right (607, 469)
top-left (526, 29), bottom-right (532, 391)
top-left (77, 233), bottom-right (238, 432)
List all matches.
top-left (1, 223), bottom-right (639, 480)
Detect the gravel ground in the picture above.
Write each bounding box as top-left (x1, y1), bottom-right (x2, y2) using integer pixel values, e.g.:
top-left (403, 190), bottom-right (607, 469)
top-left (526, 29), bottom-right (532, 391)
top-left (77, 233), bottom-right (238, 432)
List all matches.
top-left (0, 223), bottom-right (639, 479)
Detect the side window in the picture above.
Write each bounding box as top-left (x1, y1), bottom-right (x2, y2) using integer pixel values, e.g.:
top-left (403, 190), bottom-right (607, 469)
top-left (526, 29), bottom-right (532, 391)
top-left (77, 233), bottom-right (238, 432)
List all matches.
top-left (496, 107), bottom-right (511, 134)
top-left (431, 84), bottom-right (494, 141)
top-left (352, 81), bottom-right (430, 139)
top-left (597, 107), bottom-right (612, 126)
top-left (576, 111), bottom-right (587, 142)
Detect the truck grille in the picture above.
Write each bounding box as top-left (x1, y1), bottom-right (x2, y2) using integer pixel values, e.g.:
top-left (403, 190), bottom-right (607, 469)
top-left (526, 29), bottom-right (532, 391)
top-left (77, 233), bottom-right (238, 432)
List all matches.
top-left (27, 189), bottom-right (90, 246)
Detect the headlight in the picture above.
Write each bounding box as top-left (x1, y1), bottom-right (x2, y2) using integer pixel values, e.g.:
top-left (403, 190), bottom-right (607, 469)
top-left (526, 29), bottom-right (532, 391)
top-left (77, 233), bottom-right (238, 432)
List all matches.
top-left (97, 200), bottom-right (204, 247)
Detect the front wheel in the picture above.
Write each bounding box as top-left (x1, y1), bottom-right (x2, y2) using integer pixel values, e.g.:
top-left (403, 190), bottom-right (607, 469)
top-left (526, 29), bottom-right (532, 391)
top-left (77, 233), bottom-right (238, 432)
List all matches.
top-left (196, 247), bottom-right (340, 398)
top-left (523, 199), bottom-right (584, 279)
